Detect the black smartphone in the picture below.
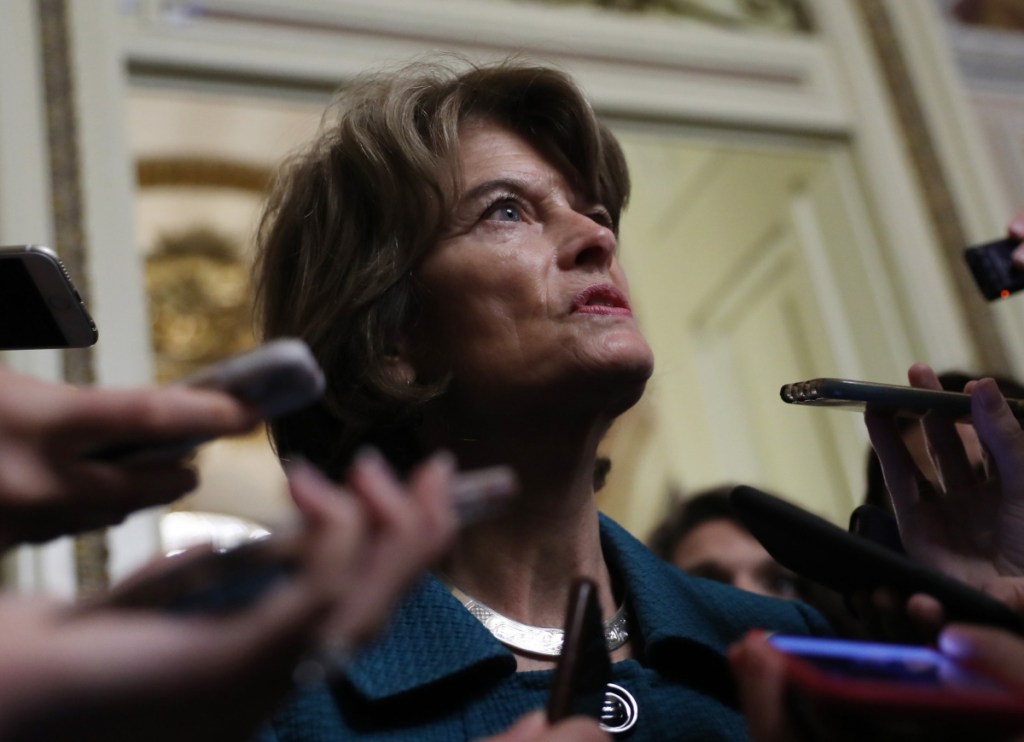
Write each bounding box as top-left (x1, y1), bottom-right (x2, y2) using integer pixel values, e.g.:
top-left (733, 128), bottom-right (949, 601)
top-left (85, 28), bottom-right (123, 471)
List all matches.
top-left (95, 533), bottom-right (300, 615)
top-left (547, 578), bottom-right (611, 723)
top-left (729, 485), bottom-right (1024, 634)
top-left (965, 236), bottom-right (1024, 301)
top-left (0, 244), bottom-right (97, 349)
top-left (780, 377), bottom-right (1024, 421)
top-left (768, 634), bottom-right (1024, 741)
top-left (86, 464), bottom-right (516, 619)
top-left (89, 339), bottom-right (326, 464)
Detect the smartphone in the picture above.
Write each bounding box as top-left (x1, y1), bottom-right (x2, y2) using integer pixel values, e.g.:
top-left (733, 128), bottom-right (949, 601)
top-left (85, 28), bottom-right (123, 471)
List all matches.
top-left (780, 377), bottom-right (1024, 421)
top-left (965, 236), bottom-right (1024, 301)
top-left (96, 533), bottom-right (299, 615)
top-left (547, 578), bottom-right (611, 723)
top-left (729, 486), bottom-right (1024, 634)
top-left (768, 634), bottom-right (1024, 740)
top-left (89, 339), bottom-right (326, 464)
top-left (88, 465), bottom-right (518, 616)
top-left (0, 244), bottom-right (97, 349)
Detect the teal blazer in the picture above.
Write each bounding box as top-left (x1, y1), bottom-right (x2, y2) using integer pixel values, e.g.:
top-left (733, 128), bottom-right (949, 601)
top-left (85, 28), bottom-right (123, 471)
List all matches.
top-left (258, 515), bottom-right (830, 740)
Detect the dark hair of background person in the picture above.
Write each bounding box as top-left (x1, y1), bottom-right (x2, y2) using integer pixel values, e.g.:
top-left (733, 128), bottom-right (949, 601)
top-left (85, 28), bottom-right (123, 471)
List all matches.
top-left (647, 485), bottom-right (737, 562)
top-left (253, 60), bottom-right (631, 478)
top-left (863, 371), bottom-right (1024, 512)
top-left (649, 485), bottom-right (868, 637)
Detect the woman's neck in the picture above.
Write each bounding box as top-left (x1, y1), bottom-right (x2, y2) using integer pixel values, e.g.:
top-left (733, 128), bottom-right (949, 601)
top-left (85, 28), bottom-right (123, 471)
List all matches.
top-left (435, 417), bottom-right (620, 635)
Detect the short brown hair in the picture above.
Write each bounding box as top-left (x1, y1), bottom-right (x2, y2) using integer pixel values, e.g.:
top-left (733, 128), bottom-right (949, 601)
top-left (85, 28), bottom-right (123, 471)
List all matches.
top-left (254, 59), bottom-right (631, 476)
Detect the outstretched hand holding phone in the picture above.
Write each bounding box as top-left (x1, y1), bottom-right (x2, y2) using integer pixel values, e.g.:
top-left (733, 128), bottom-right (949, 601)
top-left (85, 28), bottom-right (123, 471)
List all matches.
top-left (0, 364), bottom-right (261, 549)
top-left (0, 450), bottom-right (473, 742)
top-left (730, 626), bottom-right (1024, 742)
top-left (865, 363), bottom-right (1024, 627)
top-left (0, 339), bottom-right (324, 549)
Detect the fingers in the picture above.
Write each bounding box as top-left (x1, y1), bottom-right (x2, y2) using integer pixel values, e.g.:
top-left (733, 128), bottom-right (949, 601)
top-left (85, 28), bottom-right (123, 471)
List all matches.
top-left (940, 623), bottom-right (1024, 688)
top-left (1009, 207), bottom-right (1024, 241)
top-left (482, 712), bottom-right (609, 742)
top-left (284, 453), bottom-right (460, 649)
top-left (981, 576), bottom-right (1024, 615)
top-left (334, 451), bottom-right (459, 643)
top-left (1012, 242), bottom-right (1024, 272)
top-left (79, 460), bottom-right (200, 507)
top-left (864, 411), bottom-right (921, 521)
top-left (904, 593), bottom-right (946, 637)
top-left (543, 718), bottom-right (610, 742)
top-left (52, 385), bottom-right (260, 453)
top-left (728, 631), bottom-right (797, 742)
top-left (920, 412), bottom-right (975, 495)
top-left (971, 379), bottom-right (1024, 502)
top-left (346, 447), bottom-right (425, 527)
top-left (484, 712), bottom-right (547, 741)
top-left (908, 365), bottom-right (976, 495)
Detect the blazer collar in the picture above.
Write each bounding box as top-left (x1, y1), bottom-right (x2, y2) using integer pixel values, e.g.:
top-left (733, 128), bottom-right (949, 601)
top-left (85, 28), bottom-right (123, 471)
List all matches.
top-left (344, 515), bottom-right (770, 702)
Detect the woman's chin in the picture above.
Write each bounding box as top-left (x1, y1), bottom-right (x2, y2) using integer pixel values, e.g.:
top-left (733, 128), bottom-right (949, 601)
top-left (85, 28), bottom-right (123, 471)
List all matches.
top-left (576, 343), bottom-right (654, 414)
top-left (594, 335), bottom-right (655, 383)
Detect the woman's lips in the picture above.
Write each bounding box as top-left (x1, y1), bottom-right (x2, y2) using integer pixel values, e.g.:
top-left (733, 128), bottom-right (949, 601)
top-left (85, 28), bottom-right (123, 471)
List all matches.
top-left (571, 284), bottom-right (632, 316)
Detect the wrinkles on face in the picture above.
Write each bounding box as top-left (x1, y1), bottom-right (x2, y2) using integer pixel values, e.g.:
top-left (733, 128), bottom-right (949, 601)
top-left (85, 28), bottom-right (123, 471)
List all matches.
top-left (410, 121), bottom-right (653, 411)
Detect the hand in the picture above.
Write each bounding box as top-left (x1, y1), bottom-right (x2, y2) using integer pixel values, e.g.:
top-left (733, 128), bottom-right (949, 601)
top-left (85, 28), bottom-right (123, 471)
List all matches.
top-left (0, 452), bottom-right (463, 741)
top-left (939, 622), bottom-right (1024, 689)
top-left (0, 578), bottom-right (325, 741)
top-left (862, 576), bottom-right (1024, 636)
top-left (0, 365), bottom-right (260, 548)
top-left (1008, 207), bottom-right (1024, 269)
top-left (729, 631), bottom-right (800, 742)
top-left (480, 711), bottom-right (609, 742)
top-left (865, 364), bottom-right (1024, 589)
top-left (288, 449), bottom-right (463, 648)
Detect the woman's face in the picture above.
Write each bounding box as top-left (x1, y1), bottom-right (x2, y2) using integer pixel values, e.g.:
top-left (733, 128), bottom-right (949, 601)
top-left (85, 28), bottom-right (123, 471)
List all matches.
top-left (411, 120), bottom-right (653, 417)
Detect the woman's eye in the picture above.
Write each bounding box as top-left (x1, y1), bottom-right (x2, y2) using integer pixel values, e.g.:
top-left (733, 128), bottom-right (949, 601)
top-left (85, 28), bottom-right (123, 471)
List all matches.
top-left (484, 200), bottom-right (524, 223)
top-left (589, 209), bottom-right (613, 228)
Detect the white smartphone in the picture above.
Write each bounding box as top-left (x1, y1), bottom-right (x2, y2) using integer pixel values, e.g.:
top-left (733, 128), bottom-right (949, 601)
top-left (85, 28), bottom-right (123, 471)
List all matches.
top-left (0, 244), bottom-right (97, 349)
top-left (90, 339), bottom-right (326, 464)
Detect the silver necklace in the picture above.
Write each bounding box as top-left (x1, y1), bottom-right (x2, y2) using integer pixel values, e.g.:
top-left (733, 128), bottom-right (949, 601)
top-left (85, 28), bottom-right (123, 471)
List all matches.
top-left (443, 578), bottom-right (639, 734)
top-left (443, 580), bottom-right (630, 658)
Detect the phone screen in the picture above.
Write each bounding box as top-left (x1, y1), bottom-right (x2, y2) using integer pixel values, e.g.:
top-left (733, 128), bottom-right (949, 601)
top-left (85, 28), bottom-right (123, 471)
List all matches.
top-left (0, 259), bottom-right (69, 348)
top-left (768, 635), bottom-right (1024, 740)
top-left (769, 635), bottom-right (1001, 691)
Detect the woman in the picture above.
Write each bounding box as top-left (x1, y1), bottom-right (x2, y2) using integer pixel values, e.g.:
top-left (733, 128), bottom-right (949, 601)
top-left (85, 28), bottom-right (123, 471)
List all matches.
top-left (253, 60), bottom-right (828, 740)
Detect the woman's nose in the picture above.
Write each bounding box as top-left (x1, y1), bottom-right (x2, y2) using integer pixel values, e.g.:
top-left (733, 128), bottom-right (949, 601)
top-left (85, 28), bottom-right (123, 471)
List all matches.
top-left (557, 210), bottom-right (617, 271)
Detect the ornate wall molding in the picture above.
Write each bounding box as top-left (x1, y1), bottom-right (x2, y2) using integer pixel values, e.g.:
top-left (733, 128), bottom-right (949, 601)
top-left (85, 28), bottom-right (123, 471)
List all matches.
top-left (36, 0), bottom-right (108, 594)
top-left (515, 0), bottom-right (813, 31)
top-left (855, 0), bottom-right (1010, 374)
